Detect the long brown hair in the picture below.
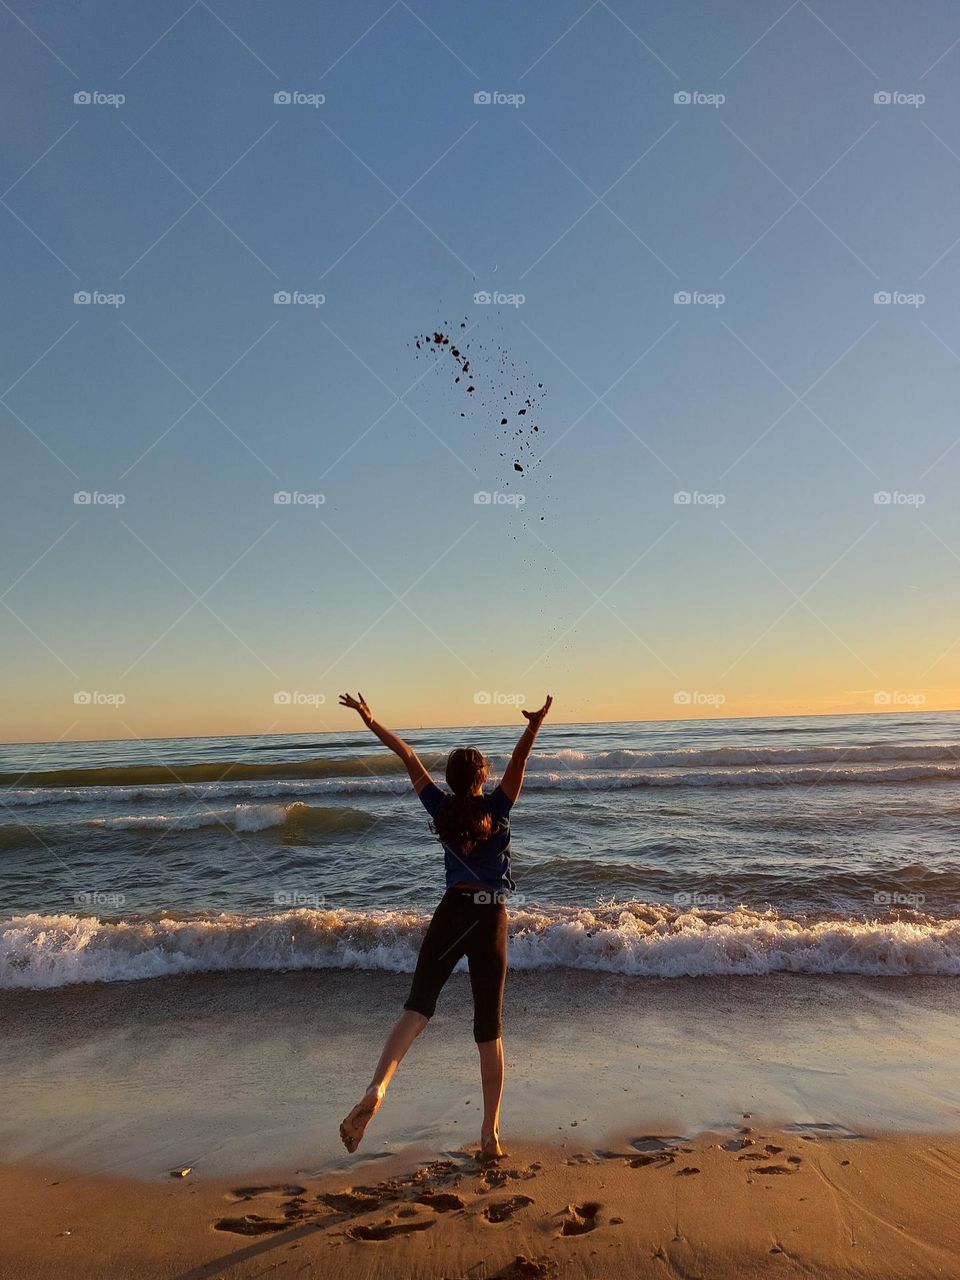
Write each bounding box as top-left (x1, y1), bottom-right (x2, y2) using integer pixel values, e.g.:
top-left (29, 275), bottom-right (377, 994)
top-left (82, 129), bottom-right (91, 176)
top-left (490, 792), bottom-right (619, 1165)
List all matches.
top-left (430, 747), bottom-right (493, 854)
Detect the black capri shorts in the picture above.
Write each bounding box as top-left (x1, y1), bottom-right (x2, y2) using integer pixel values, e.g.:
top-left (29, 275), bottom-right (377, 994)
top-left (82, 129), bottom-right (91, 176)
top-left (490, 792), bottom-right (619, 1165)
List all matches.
top-left (404, 888), bottom-right (508, 1042)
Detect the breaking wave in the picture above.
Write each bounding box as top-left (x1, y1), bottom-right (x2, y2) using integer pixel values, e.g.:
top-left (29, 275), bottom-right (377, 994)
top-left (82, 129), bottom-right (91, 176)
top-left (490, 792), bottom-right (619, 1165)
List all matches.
top-left (5, 902), bottom-right (960, 989)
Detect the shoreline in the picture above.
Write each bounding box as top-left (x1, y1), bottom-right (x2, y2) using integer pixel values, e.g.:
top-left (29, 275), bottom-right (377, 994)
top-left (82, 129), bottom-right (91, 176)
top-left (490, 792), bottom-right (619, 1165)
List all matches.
top-left (7, 1126), bottom-right (960, 1278)
top-left (5, 967), bottom-right (960, 1180)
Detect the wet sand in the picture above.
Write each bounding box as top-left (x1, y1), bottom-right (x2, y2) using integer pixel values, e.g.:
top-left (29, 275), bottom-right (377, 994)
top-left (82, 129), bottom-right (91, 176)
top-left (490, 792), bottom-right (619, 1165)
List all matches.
top-left (5, 968), bottom-right (960, 1274)
top-left (4, 968), bottom-right (960, 1177)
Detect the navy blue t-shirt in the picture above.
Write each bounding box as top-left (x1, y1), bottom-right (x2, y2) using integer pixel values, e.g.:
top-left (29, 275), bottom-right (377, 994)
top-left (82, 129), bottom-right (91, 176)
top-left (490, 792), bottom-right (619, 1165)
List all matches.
top-left (417, 782), bottom-right (515, 895)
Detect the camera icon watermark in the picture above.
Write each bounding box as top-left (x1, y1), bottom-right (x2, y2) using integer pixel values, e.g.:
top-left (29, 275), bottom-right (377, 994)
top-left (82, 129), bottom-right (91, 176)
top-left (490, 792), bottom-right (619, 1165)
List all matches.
top-left (74, 889), bottom-right (126, 907)
top-left (274, 290), bottom-right (325, 307)
top-left (74, 290), bottom-right (125, 307)
top-left (474, 490), bottom-right (525, 506)
top-left (873, 490), bottom-right (925, 506)
top-left (274, 889), bottom-right (326, 907)
top-left (473, 289), bottom-right (525, 307)
top-left (474, 691), bottom-right (526, 706)
top-left (674, 290), bottom-right (725, 307)
top-left (74, 490), bottom-right (125, 506)
top-left (74, 90), bottom-right (125, 108)
top-left (874, 890), bottom-right (925, 907)
top-left (469, 888), bottom-right (514, 905)
top-left (873, 290), bottom-right (925, 307)
top-left (873, 690), bottom-right (926, 707)
top-left (674, 890), bottom-right (726, 907)
top-left (874, 90), bottom-right (924, 108)
top-left (674, 90), bottom-right (725, 108)
top-left (273, 490), bottom-right (325, 506)
top-left (473, 90), bottom-right (525, 107)
top-left (274, 90), bottom-right (325, 107)
top-left (673, 490), bottom-right (725, 506)
top-left (673, 690), bottom-right (726, 707)
top-left (74, 690), bottom-right (126, 706)
top-left (273, 691), bottom-right (326, 707)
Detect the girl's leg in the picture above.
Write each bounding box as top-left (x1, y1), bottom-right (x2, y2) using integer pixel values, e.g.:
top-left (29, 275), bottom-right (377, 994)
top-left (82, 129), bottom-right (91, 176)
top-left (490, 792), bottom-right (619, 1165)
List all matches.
top-left (340, 892), bottom-right (466, 1153)
top-left (467, 902), bottom-right (508, 1158)
top-left (340, 1009), bottom-right (427, 1152)
top-left (477, 1037), bottom-right (505, 1157)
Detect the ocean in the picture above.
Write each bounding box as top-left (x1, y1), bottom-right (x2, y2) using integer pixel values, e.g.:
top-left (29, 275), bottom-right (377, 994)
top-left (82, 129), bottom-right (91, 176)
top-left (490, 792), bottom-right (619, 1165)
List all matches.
top-left (3, 711), bottom-right (960, 989)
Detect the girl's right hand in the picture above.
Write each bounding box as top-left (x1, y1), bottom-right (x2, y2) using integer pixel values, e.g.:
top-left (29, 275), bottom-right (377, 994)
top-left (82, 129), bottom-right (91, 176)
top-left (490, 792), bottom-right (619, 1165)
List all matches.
top-left (522, 694), bottom-right (553, 730)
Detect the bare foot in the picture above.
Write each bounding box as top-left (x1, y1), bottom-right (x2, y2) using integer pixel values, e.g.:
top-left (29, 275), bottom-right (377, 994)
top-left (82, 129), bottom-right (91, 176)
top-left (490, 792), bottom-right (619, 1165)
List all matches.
top-left (340, 1086), bottom-right (383, 1153)
top-left (480, 1128), bottom-right (504, 1160)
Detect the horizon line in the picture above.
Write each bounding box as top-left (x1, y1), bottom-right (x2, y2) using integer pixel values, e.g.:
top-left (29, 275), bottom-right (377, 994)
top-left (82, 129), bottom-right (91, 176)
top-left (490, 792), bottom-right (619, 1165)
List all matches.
top-left (1, 704), bottom-right (955, 750)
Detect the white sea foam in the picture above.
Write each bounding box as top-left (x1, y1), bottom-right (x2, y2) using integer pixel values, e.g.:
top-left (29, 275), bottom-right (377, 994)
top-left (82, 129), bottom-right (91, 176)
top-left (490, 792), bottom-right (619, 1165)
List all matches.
top-left (87, 802), bottom-right (371, 833)
top-left (3, 903), bottom-right (960, 989)
top-left (547, 743), bottom-right (960, 769)
top-left (91, 804), bottom-right (290, 833)
top-left (0, 779), bottom-right (413, 808)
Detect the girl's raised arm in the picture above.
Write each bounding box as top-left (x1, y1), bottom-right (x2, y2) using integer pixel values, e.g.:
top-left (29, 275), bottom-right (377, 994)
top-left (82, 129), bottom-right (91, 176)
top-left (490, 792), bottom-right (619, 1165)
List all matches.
top-left (339, 692), bottom-right (433, 794)
top-left (499, 695), bottom-right (552, 804)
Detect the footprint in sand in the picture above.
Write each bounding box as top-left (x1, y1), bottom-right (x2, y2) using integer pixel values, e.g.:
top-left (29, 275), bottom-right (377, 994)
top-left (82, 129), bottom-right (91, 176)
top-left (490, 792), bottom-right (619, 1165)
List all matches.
top-left (480, 1164), bottom-right (538, 1189)
top-left (416, 1191), bottom-right (466, 1213)
top-left (598, 1148), bottom-right (675, 1170)
top-left (229, 1183), bottom-right (306, 1201)
top-left (676, 1167), bottom-right (701, 1176)
top-left (319, 1189), bottom-right (382, 1214)
top-left (484, 1194), bottom-right (534, 1224)
top-left (629, 1152), bottom-right (675, 1169)
top-left (347, 1217), bottom-right (435, 1241)
top-left (559, 1202), bottom-right (601, 1236)
top-left (414, 1159), bottom-right (461, 1184)
top-left (214, 1213), bottom-right (291, 1236)
top-left (754, 1165), bottom-right (795, 1175)
top-left (495, 1256), bottom-right (558, 1278)
top-left (215, 1182), bottom-right (320, 1233)
top-left (280, 1197), bottom-right (314, 1223)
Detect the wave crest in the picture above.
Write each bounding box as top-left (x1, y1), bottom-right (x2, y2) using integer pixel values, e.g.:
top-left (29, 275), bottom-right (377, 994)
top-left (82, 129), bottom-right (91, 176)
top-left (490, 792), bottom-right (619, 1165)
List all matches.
top-left (87, 802), bottom-right (374, 835)
top-left (7, 760), bottom-right (960, 808)
top-left (7, 741), bottom-right (960, 797)
top-left (4, 902), bottom-right (960, 989)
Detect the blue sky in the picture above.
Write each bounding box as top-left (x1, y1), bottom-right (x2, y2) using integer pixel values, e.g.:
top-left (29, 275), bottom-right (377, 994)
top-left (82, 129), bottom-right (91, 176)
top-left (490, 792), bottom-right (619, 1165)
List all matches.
top-left (3, 0), bottom-right (960, 741)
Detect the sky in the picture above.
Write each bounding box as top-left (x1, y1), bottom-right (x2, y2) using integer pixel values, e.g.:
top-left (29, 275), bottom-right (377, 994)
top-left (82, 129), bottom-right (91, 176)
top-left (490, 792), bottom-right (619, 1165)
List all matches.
top-left (3, 0), bottom-right (960, 743)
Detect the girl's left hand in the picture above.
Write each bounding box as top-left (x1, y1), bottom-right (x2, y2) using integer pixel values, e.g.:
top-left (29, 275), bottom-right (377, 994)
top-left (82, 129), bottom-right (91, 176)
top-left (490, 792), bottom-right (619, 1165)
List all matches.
top-left (339, 691), bottom-right (372, 722)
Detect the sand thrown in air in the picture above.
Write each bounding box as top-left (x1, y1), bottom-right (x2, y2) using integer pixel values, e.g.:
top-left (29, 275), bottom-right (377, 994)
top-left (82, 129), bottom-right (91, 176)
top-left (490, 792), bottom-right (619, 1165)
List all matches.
top-left (413, 320), bottom-right (549, 519)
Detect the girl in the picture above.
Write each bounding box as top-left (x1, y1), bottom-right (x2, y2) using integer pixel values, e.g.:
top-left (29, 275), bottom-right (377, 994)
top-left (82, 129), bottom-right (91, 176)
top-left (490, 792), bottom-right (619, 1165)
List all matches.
top-left (338, 690), bottom-right (552, 1158)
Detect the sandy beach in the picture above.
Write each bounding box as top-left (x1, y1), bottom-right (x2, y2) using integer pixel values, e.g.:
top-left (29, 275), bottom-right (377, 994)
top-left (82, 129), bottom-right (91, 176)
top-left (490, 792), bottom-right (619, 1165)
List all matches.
top-left (5, 967), bottom-right (960, 1276)
top-left (8, 1127), bottom-right (960, 1279)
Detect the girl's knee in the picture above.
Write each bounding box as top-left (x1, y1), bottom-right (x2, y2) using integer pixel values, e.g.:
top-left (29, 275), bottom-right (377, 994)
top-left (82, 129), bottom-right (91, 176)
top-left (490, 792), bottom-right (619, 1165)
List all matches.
top-left (474, 1022), bottom-right (502, 1045)
top-left (403, 1001), bottom-right (434, 1026)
